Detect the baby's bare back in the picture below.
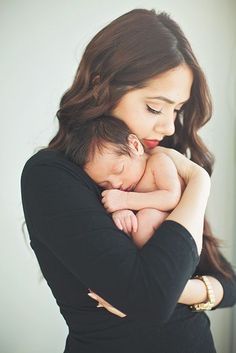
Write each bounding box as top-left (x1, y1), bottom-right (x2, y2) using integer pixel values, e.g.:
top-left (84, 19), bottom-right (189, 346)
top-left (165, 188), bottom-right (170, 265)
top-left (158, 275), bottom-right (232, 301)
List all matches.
top-left (131, 152), bottom-right (184, 248)
top-left (134, 152), bottom-right (184, 193)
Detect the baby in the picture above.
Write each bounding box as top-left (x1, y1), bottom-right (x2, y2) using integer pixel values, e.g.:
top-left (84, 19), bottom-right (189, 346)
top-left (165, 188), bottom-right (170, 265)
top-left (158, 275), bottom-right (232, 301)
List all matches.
top-left (83, 115), bottom-right (185, 248)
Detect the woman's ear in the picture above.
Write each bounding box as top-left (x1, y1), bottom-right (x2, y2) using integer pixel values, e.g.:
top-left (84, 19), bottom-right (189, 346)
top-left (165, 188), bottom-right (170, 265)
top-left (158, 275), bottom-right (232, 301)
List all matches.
top-left (128, 134), bottom-right (144, 156)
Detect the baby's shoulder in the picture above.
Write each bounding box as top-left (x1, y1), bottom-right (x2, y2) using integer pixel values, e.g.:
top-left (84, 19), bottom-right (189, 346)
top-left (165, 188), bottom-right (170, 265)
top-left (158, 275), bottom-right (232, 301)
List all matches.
top-left (146, 152), bottom-right (177, 177)
top-left (147, 151), bottom-right (171, 166)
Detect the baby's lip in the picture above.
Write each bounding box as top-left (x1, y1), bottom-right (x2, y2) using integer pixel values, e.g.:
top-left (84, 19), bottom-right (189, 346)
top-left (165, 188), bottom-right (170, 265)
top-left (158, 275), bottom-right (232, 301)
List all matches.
top-left (122, 184), bottom-right (134, 191)
top-left (126, 185), bottom-right (133, 191)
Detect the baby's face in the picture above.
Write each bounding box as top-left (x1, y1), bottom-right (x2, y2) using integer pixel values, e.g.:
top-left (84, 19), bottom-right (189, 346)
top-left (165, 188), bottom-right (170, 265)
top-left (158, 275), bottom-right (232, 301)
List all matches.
top-left (84, 143), bottom-right (146, 191)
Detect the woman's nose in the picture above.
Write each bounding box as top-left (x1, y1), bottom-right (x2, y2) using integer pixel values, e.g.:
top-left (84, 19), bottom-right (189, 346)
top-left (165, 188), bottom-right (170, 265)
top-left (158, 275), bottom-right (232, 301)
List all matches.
top-left (154, 114), bottom-right (176, 137)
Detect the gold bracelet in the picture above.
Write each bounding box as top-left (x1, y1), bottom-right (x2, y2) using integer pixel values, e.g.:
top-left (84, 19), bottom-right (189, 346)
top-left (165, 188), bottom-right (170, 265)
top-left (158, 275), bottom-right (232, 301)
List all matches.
top-left (189, 275), bottom-right (216, 312)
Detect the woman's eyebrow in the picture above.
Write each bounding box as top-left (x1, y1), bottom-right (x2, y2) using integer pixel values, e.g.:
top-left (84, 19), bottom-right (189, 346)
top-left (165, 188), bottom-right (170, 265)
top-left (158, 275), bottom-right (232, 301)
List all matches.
top-left (146, 95), bottom-right (189, 105)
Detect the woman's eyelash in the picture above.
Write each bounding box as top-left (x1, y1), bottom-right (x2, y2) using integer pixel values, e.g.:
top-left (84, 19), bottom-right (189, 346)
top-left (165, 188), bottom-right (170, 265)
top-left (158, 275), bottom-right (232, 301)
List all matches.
top-left (174, 107), bottom-right (184, 114)
top-left (146, 104), bottom-right (162, 115)
top-left (175, 105), bottom-right (186, 114)
top-left (146, 104), bottom-right (184, 115)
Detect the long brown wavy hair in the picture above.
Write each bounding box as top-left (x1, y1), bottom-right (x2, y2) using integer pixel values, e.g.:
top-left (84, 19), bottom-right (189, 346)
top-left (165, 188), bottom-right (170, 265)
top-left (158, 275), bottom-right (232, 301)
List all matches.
top-left (47, 8), bottom-right (235, 278)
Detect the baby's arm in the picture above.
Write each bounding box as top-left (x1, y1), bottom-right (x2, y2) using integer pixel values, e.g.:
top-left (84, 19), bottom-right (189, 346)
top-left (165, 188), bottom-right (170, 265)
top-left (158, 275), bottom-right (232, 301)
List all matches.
top-left (101, 153), bottom-right (184, 213)
top-left (109, 154), bottom-right (183, 247)
top-left (126, 152), bottom-right (183, 211)
top-left (112, 208), bottom-right (169, 248)
top-left (129, 153), bottom-right (184, 247)
top-left (131, 208), bottom-right (169, 248)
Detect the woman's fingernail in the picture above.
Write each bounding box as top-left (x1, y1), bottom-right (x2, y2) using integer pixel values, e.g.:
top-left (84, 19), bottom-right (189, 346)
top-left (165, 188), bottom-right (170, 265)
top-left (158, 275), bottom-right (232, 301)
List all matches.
top-left (88, 293), bottom-right (97, 299)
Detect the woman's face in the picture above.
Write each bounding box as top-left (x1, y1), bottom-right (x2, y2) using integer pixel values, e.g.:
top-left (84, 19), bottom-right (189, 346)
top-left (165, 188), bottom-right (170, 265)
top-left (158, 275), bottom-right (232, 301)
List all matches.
top-left (111, 64), bottom-right (193, 150)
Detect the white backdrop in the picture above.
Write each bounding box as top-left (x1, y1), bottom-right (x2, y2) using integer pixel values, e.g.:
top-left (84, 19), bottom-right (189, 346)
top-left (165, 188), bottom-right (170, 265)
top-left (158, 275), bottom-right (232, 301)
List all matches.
top-left (1, 0), bottom-right (235, 352)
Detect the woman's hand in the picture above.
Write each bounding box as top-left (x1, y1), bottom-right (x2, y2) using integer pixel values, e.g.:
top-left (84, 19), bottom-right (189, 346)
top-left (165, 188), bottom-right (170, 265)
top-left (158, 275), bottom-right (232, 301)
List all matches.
top-left (88, 289), bottom-right (127, 318)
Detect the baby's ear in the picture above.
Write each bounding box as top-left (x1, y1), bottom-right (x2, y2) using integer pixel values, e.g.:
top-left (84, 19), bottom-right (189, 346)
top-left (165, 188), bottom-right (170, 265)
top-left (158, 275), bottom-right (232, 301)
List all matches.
top-left (128, 134), bottom-right (144, 156)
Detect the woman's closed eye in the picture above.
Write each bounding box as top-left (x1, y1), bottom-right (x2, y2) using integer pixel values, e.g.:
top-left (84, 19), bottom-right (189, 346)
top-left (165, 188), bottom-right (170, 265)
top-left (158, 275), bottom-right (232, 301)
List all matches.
top-left (146, 104), bottom-right (184, 116)
top-left (146, 104), bottom-right (162, 115)
top-left (174, 106), bottom-right (184, 114)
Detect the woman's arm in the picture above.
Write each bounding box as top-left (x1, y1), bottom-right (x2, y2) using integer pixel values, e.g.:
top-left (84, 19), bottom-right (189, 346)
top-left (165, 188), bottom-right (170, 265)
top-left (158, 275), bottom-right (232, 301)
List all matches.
top-left (153, 147), bottom-right (211, 255)
top-left (21, 152), bottom-right (199, 322)
top-left (210, 273), bottom-right (236, 310)
top-left (194, 252), bottom-right (236, 310)
top-left (21, 148), bottom-right (208, 321)
top-left (178, 276), bottom-right (224, 307)
top-left (178, 250), bottom-right (236, 310)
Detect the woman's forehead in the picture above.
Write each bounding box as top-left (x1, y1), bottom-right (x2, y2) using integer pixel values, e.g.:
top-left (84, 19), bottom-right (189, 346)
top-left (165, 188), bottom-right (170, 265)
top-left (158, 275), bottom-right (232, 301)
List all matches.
top-left (139, 65), bottom-right (193, 102)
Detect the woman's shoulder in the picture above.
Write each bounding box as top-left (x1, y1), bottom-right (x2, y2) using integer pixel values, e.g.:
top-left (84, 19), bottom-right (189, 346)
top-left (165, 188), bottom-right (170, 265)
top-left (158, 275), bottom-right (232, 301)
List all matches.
top-left (21, 148), bottom-right (101, 193)
top-left (21, 148), bottom-right (76, 177)
top-left (23, 148), bottom-right (71, 168)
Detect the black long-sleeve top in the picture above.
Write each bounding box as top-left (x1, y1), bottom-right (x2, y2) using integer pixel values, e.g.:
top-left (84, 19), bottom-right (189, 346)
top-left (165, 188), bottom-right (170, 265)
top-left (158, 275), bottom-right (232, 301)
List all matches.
top-left (21, 149), bottom-right (236, 353)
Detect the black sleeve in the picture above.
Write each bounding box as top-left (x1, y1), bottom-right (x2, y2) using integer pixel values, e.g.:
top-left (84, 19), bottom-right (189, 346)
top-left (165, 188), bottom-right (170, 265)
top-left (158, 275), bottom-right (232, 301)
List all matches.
top-left (21, 160), bottom-right (200, 323)
top-left (194, 252), bottom-right (236, 310)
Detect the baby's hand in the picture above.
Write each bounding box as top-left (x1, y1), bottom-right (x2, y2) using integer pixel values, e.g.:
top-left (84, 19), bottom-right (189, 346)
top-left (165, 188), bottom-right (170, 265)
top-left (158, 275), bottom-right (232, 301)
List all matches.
top-left (112, 209), bottom-right (138, 236)
top-left (101, 189), bottom-right (128, 212)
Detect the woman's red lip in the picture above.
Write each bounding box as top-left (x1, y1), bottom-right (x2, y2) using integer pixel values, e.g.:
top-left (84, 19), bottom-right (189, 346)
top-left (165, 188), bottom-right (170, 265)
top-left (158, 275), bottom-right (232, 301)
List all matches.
top-left (143, 139), bottom-right (160, 148)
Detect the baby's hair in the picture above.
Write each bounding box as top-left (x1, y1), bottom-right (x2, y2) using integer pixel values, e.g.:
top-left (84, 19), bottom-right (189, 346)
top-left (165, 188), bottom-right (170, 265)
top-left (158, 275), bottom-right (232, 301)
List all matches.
top-left (66, 115), bottom-right (135, 166)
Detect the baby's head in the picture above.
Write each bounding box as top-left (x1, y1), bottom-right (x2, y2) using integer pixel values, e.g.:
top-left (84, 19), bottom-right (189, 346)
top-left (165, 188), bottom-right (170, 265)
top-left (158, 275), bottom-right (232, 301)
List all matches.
top-left (76, 115), bottom-right (147, 190)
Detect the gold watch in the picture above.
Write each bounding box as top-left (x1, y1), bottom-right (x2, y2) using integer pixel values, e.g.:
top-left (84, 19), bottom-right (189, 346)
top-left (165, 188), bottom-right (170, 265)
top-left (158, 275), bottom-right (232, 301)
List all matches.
top-left (189, 275), bottom-right (216, 312)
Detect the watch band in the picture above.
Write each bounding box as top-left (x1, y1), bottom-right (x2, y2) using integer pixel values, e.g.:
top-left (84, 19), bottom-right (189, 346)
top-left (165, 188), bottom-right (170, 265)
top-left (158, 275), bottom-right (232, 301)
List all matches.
top-left (189, 275), bottom-right (216, 312)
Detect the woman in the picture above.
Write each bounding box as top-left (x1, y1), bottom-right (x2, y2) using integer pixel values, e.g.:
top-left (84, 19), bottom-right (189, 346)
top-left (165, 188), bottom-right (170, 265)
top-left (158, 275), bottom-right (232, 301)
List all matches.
top-left (21, 8), bottom-right (236, 353)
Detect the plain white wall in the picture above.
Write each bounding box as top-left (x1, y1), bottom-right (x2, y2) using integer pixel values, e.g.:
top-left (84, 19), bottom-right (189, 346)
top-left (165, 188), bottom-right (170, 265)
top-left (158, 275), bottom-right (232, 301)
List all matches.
top-left (1, 0), bottom-right (235, 352)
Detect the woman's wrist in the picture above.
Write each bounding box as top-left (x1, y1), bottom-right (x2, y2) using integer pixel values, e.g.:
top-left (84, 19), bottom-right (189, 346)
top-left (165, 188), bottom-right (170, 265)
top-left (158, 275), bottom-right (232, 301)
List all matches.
top-left (178, 276), bottom-right (223, 307)
top-left (206, 276), bottom-right (224, 307)
top-left (178, 279), bottom-right (207, 305)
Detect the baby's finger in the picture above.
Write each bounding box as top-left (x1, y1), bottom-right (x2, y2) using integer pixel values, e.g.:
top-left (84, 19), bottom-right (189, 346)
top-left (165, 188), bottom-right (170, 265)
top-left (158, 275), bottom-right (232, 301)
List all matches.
top-left (124, 215), bottom-right (132, 234)
top-left (115, 218), bottom-right (123, 231)
top-left (131, 214), bottom-right (138, 233)
top-left (122, 220), bottom-right (129, 235)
